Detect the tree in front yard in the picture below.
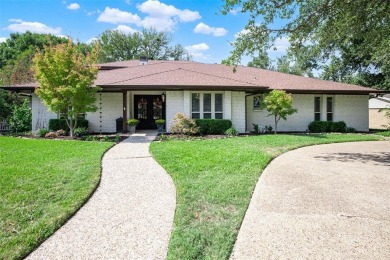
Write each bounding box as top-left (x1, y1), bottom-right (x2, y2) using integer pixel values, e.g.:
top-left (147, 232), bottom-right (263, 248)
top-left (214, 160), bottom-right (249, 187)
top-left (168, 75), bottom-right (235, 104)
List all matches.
top-left (33, 40), bottom-right (99, 137)
top-left (262, 90), bottom-right (297, 134)
top-left (8, 99), bottom-right (32, 133)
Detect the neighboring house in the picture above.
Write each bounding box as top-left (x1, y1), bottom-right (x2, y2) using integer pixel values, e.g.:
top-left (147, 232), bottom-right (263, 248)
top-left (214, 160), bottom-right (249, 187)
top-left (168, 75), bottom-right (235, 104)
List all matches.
top-left (1, 60), bottom-right (386, 133)
top-left (369, 95), bottom-right (390, 129)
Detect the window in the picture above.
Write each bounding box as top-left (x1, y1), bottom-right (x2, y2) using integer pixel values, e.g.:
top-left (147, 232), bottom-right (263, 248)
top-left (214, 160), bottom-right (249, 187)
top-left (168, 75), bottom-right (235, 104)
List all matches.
top-left (191, 93), bottom-right (200, 119)
top-left (326, 97), bottom-right (333, 121)
top-left (314, 97), bottom-right (321, 121)
top-left (191, 93), bottom-right (223, 119)
top-left (253, 95), bottom-right (263, 110)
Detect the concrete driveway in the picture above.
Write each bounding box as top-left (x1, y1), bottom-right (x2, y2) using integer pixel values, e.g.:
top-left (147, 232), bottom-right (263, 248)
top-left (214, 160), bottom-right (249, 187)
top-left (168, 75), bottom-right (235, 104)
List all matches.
top-left (231, 141), bottom-right (390, 259)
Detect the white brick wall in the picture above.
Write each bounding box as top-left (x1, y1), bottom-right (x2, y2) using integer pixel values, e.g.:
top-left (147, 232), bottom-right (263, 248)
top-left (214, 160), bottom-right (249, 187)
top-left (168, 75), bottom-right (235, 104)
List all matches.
top-left (32, 94), bottom-right (57, 131)
top-left (247, 94), bottom-right (369, 132)
top-left (86, 93), bottom-right (122, 133)
top-left (166, 91), bottom-right (184, 132)
top-left (231, 91), bottom-right (246, 132)
top-left (334, 95), bottom-right (369, 131)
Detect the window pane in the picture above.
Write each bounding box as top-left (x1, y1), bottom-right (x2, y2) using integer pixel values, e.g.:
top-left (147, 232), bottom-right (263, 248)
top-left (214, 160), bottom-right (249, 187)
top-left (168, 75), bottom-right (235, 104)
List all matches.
top-left (215, 113), bottom-right (223, 119)
top-left (192, 93), bottom-right (200, 112)
top-left (327, 113), bottom-right (333, 122)
top-left (138, 98), bottom-right (147, 119)
top-left (204, 93), bottom-right (211, 112)
top-left (327, 97), bottom-right (333, 112)
top-left (215, 94), bottom-right (223, 112)
top-left (314, 113), bottom-right (321, 121)
top-left (314, 97), bottom-right (321, 112)
top-left (254, 95), bottom-right (262, 110)
top-left (203, 113), bottom-right (212, 119)
top-left (192, 113), bottom-right (200, 119)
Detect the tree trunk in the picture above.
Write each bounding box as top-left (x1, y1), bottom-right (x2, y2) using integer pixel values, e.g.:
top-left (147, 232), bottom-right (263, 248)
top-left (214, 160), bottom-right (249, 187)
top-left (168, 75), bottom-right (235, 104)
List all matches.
top-left (274, 115), bottom-right (278, 134)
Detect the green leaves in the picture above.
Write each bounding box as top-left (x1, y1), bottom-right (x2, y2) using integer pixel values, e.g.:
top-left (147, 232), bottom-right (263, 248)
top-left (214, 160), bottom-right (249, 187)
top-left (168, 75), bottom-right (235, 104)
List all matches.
top-left (33, 40), bottom-right (99, 137)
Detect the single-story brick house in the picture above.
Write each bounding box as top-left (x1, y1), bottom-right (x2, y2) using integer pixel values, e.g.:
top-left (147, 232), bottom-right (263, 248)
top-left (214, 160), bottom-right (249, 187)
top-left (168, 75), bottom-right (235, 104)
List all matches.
top-left (2, 60), bottom-right (385, 133)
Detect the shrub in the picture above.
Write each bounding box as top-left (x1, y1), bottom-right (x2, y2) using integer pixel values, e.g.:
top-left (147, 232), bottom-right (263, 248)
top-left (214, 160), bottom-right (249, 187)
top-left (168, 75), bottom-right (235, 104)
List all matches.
top-left (170, 113), bottom-right (199, 135)
top-left (36, 128), bottom-right (49, 138)
top-left (74, 127), bottom-right (88, 137)
top-left (265, 125), bottom-right (273, 133)
top-left (56, 129), bottom-right (66, 136)
top-left (346, 127), bottom-right (356, 133)
top-left (9, 99), bottom-right (32, 133)
top-left (49, 119), bottom-right (88, 132)
top-left (127, 119), bottom-right (140, 126)
top-left (252, 123), bottom-right (260, 134)
top-left (308, 121), bottom-right (347, 133)
top-left (225, 127), bottom-right (239, 136)
top-left (155, 119), bottom-right (166, 125)
top-left (195, 119), bottom-right (232, 135)
top-left (45, 131), bottom-right (58, 138)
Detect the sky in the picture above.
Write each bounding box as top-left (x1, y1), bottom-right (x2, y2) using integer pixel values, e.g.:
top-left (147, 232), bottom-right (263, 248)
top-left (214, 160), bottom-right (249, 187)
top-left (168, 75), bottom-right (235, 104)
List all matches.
top-left (0, 0), bottom-right (289, 64)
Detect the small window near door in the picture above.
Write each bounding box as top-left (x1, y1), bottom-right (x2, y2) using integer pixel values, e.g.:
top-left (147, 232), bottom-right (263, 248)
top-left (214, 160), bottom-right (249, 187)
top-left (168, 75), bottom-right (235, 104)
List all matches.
top-left (203, 93), bottom-right (212, 118)
top-left (253, 95), bottom-right (263, 110)
top-left (314, 97), bottom-right (321, 121)
top-left (327, 97), bottom-right (333, 121)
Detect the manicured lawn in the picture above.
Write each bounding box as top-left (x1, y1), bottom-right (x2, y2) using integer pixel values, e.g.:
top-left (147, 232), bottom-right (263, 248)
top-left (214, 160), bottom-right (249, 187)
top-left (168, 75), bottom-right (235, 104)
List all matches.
top-left (150, 134), bottom-right (382, 259)
top-left (374, 130), bottom-right (390, 137)
top-left (0, 137), bottom-right (113, 260)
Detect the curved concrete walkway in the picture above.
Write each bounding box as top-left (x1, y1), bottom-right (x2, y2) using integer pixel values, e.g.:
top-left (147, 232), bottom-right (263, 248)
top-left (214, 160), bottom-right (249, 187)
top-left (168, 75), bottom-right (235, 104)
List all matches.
top-left (231, 141), bottom-right (390, 259)
top-left (27, 131), bottom-right (176, 259)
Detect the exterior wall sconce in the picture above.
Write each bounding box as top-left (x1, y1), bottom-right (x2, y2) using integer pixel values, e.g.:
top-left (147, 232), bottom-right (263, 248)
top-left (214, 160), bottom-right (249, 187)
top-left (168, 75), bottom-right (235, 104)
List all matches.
top-left (162, 92), bottom-right (166, 102)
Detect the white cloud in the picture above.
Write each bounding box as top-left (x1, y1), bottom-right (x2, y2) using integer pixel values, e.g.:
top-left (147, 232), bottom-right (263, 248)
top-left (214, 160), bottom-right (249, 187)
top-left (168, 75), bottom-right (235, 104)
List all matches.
top-left (8, 18), bottom-right (23, 23)
top-left (56, 34), bottom-right (69, 39)
top-left (97, 7), bottom-right (141, 24)
top-left (0, 37), bottom-right (7, 43)
top-left (86, 37), bottom-right (98, 44)
top-left (185, 43), bottom-right (210, 59)
top-left (137, 0), bottom-right (200, 22)
top-left (114, 25), bottom-right (138, 34)
top-left (67, 3), bottom-right (80, 10)
top-left (234, 28), bottom-right (250, 39)
top-left (269, 37), bottom-right (290, 53)
top-left (194, 22), bottom-right (228, 37)
top-left (7, 21), bottom-right (61, 34)
top-left (138, 16), bottom-right (176, 32)
top-left (229, 8), bottom-right (241, 15)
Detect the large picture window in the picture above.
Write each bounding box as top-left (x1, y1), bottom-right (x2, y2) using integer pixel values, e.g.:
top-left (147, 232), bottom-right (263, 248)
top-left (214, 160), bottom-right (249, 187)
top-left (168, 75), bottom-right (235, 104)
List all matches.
top-left (191, 93), bottom-right (223, 119)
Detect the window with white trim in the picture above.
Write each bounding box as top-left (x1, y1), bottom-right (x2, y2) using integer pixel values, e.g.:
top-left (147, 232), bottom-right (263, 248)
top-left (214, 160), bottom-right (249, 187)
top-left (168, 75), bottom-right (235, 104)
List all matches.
top-left (191, 93), bottom-right (223, 119)
top-left (326, 97), bottom-right (333, 121)
top-left (314, 96), bottom-right (321, 121)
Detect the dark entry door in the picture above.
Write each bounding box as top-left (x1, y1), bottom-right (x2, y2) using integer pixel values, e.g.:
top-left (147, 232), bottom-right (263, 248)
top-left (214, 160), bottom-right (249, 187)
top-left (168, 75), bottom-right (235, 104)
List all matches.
top-left (134, 95), bottom-right (164, 129)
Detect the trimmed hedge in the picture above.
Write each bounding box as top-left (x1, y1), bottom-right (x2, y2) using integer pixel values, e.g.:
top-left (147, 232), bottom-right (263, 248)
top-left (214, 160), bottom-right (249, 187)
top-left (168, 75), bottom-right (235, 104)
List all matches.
top-left (49, 119), bottom-right (88, 132)
top-left (308, 121), bottom-right (347, 133)
top-left (195, 119), bottom-right (232, 135)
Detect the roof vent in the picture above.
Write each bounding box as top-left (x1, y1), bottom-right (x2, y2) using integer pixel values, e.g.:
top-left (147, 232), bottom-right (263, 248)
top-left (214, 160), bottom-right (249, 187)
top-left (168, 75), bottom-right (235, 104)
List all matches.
top-left (139, 56), bottom-right (148, 65)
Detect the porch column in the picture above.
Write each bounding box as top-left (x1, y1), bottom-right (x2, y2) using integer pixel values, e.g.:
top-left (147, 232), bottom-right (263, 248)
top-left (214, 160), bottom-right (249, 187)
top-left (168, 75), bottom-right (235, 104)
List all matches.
top-left (122, 90), bottom-right (127, 133)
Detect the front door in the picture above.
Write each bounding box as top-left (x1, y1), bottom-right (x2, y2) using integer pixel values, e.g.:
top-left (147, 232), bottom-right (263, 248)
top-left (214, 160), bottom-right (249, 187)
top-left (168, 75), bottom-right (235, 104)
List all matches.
top-left (134, 95), bottom-right (164, 129)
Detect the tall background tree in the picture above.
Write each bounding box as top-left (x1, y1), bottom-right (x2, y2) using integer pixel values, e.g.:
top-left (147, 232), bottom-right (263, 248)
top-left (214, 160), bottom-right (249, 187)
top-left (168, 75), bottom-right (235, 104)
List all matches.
top-left (33, 40), bottom-right (99, 137)
top-left (97, 28), bottom-right (191, 62)
top-left (222, 0), bottom-right (390, 90)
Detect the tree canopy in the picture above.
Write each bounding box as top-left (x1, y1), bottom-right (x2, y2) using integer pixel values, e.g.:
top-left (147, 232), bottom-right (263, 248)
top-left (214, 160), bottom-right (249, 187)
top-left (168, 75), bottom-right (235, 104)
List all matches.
top-left (97, 28), bottom-right (191, 62)
top-left (222, 0), bottom-right (390, 89)
top-left (33, 40), bottom-right (99, 137)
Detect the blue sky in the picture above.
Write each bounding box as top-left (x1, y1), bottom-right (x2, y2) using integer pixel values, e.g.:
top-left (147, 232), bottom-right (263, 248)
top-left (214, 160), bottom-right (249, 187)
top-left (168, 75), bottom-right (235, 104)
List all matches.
top-left (0, 0), bottom-right (289, 64)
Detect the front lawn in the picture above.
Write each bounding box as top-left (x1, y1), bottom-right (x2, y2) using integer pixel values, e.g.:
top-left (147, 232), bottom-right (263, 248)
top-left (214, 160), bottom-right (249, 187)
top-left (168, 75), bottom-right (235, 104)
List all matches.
top-left (150, 134), bottom-right (383, 259)
top-left (0, 137), bottom-right (113, 260)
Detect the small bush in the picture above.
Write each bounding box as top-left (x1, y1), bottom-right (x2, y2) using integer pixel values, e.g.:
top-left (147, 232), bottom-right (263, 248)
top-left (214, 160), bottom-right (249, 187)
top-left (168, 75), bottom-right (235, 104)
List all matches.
top-left (308, 121), bottom-right (347, 133)
top-left (225, 127), bottom-right (239, 136)
top-left (127, 119), bottom-right (140, 126)
top-left (9, 100), bottom-right (32, 133)
top-left (49, 119), bottom-right (88, 132)
top-left (265, 125), bottom-right (273, 133)
top-left (155, 119), bottom-right (166, 125)
top-left (36, 128), bottom-right (49, 137)
top-left (74, 127), bottom-right (88, 137)
top-left (195, 119), bottom-right (232, 135)
top-left (170, 113), bottom-right (199, 135)
top-left (45, 131), bottom-right (58, 138)
top-left (346, 127), bottom-right (356, 133)
top-left (56, 129), bottom-right (66, 136)
top-left (252, 123), bottom-right (260, 134)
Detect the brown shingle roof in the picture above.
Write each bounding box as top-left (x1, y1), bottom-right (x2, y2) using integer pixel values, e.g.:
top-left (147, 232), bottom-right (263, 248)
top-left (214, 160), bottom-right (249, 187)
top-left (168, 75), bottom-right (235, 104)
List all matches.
top-left (2, 60), bottom-right (385, 93)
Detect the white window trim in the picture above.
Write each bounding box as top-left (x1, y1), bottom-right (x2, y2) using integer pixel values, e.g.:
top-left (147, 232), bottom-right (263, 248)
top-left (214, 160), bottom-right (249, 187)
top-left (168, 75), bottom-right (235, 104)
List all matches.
top-left (314, 96), bottom-right (321, 121)
top-left (191, 92), bottom-right (224, 119)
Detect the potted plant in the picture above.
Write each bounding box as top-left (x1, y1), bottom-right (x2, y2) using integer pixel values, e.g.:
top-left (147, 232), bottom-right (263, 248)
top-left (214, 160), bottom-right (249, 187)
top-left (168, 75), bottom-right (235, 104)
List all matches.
top-left (155, 119), bottom-right (166, 134)
top-left (127, 119), bottom-right (140, 133)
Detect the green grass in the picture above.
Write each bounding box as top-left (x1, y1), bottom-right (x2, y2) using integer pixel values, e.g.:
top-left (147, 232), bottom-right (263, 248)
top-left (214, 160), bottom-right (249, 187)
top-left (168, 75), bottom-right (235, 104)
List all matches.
top-left (374, 130), bottom-right (390, 137)
top-left (150, 134), bottom-right (383, 259)
top-left (0, 137), bottom-right (113, 260)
